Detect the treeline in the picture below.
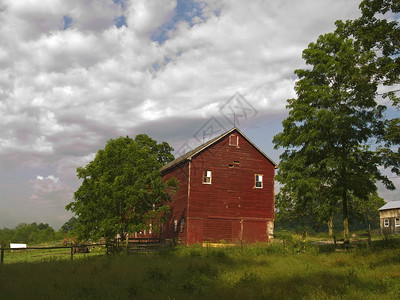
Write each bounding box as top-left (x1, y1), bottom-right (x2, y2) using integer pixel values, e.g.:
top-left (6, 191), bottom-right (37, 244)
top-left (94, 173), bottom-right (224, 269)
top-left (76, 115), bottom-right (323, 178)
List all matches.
top-left (0, 219), bottom-right (76, 247)
top-left (275, 211), bottom-right (381, 236)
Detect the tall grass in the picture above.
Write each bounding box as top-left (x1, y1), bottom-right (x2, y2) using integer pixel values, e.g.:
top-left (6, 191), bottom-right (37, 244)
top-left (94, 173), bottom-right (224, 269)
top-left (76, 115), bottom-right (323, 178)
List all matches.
top-left (0, 237), bottom-right (399, 299)
top-left (1, 245), bottom-right (106, 264)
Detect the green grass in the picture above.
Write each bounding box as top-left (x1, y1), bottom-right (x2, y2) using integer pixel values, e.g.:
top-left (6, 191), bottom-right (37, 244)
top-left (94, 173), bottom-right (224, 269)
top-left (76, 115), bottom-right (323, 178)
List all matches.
top-left (1, 245), bottom-right (106, 264)
top-left (1, 237), bottom-right (400, 299)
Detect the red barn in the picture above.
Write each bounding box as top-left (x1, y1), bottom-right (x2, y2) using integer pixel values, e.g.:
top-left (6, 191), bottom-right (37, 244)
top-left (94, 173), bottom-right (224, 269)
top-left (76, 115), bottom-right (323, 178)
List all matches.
top-left (161, 127), bottom-right (277, 245)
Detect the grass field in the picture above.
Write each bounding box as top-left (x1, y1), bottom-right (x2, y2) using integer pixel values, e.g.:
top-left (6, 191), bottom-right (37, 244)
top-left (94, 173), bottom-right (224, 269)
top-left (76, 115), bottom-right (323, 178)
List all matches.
top-left (1, 244), bottom-right (107, 264)
top-left (0, 236), bottom-right (399, 299)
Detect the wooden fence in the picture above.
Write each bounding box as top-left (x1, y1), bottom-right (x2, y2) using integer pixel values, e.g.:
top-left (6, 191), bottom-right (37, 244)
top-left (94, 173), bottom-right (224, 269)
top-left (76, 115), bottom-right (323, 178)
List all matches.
top-left (1, 239), bottom-right (172, 263)
top-left (0, 243), bottom-right (106, 264)
top-left (126, 237), bottom-right (172, 254)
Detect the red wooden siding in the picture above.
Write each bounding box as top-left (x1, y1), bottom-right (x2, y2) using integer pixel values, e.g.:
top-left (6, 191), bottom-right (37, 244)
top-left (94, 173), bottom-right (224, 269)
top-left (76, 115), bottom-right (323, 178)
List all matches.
top-left (162, 162), bottom-right (190, 244)
top-left (162, 129), bottom-right (275, 244)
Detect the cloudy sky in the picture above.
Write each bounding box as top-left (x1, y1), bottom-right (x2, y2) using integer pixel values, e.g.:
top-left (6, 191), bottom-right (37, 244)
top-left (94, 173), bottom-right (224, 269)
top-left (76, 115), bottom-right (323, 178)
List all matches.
top-left (0, 0), bottom-right (398, 229)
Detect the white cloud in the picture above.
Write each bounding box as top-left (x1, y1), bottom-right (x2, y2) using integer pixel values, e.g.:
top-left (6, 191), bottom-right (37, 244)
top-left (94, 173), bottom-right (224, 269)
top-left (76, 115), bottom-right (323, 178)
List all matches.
top-left (1, 0), bottom-right (396, 228)
top-left (57, 153), bottom-right (96, 180)
top-left (29, 174), bottom-right (72, 203)
top-left (126, 0), bottom-right (176, 37)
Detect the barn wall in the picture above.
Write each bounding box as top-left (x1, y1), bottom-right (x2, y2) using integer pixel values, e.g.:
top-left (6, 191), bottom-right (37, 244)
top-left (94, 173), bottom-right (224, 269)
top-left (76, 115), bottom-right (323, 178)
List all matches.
top-left (380, 209), bottom-right (400, 235)
top-left (188, 131), bottom-right (275, 243)
top-left (162, 162), bottom-right (189, 243)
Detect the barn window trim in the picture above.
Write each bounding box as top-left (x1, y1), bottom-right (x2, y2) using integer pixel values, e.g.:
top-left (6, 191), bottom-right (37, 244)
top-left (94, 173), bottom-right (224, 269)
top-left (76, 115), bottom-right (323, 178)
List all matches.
top-left (228, 161), bottom-right (240, 168)
top-left (229, 134), bottom-right (239, 146)
top-left (255, 174), bottom-right (263, 189)
top-left (384, 219), bottom-right (389, 227)
top-left (180, 218), bottom-right (185, 232)
top-left (396, 218), bottom-right (400, 227)
top-left (203, 170), bottom-right (212, 184)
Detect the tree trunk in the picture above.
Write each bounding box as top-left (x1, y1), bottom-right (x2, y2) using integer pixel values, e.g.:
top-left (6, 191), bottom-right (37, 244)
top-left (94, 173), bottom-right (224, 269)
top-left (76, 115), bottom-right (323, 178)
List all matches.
top-left (328, 214), bottom-right (334, 236)
top-left (342, 191), bottom-right (349, 239)
top-left (302, 226), bottom-right (307, 242)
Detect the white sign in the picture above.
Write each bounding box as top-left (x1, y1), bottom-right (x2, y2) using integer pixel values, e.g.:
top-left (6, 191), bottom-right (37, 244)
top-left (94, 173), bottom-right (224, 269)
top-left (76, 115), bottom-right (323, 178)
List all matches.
top-left (10, 243), bottom-right (27, 249)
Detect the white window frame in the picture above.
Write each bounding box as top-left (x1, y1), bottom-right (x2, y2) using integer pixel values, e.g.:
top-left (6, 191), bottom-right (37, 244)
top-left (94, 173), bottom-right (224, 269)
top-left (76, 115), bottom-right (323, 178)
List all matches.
top-left (255, 174), bottom-right (263, 189)
top-left (203, 170), bottom-right (212, 184)
top-left (229, 134), bottom-right (239, 146)
top-left (173, 219), bottom-right (178, 233)
top-left (180, 218), bottom-right (185, 232)
top-left (395, 218), bottom-right (400, 227)
top-left (384, 219), bottom-right (389, 227)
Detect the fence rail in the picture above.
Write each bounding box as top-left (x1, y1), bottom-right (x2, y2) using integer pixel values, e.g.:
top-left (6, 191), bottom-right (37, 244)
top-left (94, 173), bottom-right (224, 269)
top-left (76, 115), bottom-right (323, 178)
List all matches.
top-left (0, 240), bottom-right (172, 263)
top-left (0, 243), bottom-right (107, 264)
top-left (125, 238), bottom-right (172, 254)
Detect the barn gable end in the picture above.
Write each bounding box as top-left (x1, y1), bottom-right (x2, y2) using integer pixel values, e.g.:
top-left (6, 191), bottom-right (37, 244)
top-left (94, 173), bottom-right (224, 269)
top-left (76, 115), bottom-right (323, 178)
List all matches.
top-left (161, 127), bottom-right (276, 245)
top-left (379, 201), bottom-right (400, 235)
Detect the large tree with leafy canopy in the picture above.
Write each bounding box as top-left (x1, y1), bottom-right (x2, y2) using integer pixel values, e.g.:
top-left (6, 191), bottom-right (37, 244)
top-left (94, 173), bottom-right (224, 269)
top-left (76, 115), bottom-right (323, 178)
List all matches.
top-left (66, 134), bottom-right (177, 242)
top-left (338, 0), bottom-right (400, 175)
top-left (273, 30), bottom-right (394, 238)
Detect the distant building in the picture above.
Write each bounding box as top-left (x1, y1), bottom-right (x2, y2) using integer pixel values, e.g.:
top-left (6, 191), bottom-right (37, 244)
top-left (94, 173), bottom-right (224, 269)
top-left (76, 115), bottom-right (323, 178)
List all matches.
top-left (379, 201), bottom-right (400, 235)
top-left (160, 127), bottom-right (277, 245)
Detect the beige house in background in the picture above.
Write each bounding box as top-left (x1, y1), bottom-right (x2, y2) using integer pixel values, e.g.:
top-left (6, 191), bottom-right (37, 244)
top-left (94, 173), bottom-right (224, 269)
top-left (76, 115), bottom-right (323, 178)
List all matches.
top-left (379, 201), bottom-right (400, 235)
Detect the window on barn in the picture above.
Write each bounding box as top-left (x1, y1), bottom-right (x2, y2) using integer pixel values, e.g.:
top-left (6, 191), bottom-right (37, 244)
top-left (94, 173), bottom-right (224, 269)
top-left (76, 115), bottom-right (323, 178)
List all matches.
top-left (384, 219), bottom-right (389, 227)
top-left (203, 170), bottom-right (212, 184)
top-left (228, 161), bottom-right (240, 168)
top-left (255, 174), bottom-right (263, 188)
top-left (174, 219), bottom-right (178, 233)
top-left (160, 224), bottom-right (164, 235)
top-left (229, 134), bottom-right (239, 146)
top-left (396, 218), bottom-right (400, 227)
top-left (180, 218), bottom-right (185, 232)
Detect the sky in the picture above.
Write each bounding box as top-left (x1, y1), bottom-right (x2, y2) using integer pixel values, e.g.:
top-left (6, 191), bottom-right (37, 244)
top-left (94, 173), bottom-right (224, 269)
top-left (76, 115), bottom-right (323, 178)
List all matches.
top-left (0, 0), bottom-right (399, 229)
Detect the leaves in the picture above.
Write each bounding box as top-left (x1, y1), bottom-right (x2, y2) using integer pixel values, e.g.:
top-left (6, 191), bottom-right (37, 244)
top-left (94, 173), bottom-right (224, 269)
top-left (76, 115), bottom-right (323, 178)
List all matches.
top-left (66, 135), bottom-right (177, 242)
top-left (274, 27), bottom-right (392, 236)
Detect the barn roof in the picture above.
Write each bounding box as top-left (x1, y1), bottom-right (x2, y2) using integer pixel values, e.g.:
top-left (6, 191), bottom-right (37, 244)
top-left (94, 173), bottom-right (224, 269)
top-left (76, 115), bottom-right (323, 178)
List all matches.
top-left (379, 200), bottom-right (400, 211)
top-left (161, 127), bottom-right (277, 173)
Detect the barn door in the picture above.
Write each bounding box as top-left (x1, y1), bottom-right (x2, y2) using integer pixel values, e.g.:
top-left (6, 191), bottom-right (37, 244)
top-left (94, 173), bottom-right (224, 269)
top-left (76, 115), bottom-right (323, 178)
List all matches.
top-left (242, 220), bottom-right (268, 243)
top-left (187, 218), bottom-right (203, 244)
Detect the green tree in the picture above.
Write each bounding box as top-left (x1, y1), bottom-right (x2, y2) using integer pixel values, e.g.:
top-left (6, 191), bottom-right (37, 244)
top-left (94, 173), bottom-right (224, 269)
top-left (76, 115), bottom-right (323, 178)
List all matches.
top-left (338, 0), bottom-right (400, 174)
top-left (344, 0), bottom-right (400, 101)
top-left (60, 217), bottom-right (78, 233)
top-left (11, 223), bottom-right (56, 244)
top-left (66, 135), bottom-right (177, 242)
top-left (349, 192), bottom-right (385, 228)
top-left (0, 227), bottom-right (14, 247)
top-left (273, 31), bottom-right (394, 238)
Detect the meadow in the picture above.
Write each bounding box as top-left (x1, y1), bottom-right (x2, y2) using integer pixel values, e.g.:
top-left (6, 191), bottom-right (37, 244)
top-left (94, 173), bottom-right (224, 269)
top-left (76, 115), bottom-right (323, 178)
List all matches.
top-left (0, 244), bottom-right (106, 264)
top-left (0, 236), bottom-right (399, 299)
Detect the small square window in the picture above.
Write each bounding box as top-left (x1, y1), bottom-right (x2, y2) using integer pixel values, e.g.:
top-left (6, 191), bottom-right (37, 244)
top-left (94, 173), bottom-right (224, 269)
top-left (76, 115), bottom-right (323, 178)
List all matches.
top-left (384, 219), bottom-right (389, 227)
top-left (395, 218), bottom-right (400, 227)
top-left (229, 134), bottom-right (239, 146)
top-left (255, 174), bottom-right (263, 188)
top-left (203, 170), bottom-right (212, 184)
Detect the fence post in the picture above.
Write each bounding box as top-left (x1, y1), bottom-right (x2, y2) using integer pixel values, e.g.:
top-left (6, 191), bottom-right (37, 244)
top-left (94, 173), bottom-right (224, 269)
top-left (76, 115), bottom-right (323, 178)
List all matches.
top-left (367, 224), bottom-right (371, 246)
top-left (1, 248), bottom-right (4, 264)
top-left (70, 247), bottom-right (74, 261)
